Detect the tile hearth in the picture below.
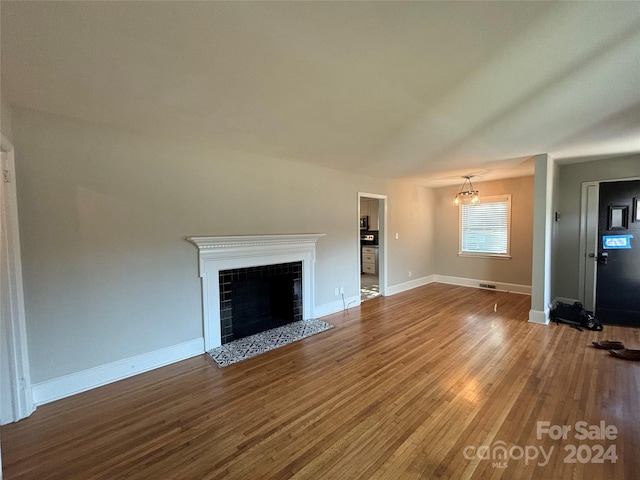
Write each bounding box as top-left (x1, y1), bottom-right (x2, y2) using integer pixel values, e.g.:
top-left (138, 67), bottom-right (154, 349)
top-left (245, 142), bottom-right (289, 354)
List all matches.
top-left (207, 319), bottom-right (333, 367)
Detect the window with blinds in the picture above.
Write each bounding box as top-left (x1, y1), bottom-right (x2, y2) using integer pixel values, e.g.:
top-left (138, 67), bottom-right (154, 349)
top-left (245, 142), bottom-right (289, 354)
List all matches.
top-left (459, 194), bottom-right (511, 257)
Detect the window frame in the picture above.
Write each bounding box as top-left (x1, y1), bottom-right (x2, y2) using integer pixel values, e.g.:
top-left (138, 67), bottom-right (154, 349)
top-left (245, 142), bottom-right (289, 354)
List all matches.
top-left (458, 194), bottom-right (512, 259)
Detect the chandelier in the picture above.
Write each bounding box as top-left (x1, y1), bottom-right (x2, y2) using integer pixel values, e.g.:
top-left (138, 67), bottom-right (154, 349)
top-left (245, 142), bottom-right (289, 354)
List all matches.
top-left (453, 176), bottom-right (479, 206)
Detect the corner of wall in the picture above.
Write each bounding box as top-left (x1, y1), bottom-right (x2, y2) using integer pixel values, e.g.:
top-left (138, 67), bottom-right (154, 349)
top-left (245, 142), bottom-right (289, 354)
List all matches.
top-left (1, 99), bottom-right (13, 143)
top-left (528, 308), bottom-right (549, 325)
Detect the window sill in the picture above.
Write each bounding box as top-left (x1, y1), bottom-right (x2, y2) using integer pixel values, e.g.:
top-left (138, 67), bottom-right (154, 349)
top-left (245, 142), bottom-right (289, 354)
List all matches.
top-left (458, 253), bottom-right (512, 260)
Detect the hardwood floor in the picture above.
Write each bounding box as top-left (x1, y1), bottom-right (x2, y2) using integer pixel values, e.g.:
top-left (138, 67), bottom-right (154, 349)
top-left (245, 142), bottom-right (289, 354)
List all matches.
top-left (2, 283), bottom-right (639, 479)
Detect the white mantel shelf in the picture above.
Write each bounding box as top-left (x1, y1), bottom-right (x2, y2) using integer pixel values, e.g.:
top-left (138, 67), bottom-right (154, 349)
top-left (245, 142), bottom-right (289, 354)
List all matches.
top-left (188, 234), bottom-right (325, 250)
top-left (187, 234), bottom-right (325, 350)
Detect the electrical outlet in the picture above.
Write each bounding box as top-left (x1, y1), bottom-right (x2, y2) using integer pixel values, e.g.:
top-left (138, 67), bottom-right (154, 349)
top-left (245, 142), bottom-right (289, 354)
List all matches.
top-left (339, 286), bottom-right (344, 295)
top-left (408, 271), bottom-right (412, 277)
top-left (334, 287), bottom-right (339, 296)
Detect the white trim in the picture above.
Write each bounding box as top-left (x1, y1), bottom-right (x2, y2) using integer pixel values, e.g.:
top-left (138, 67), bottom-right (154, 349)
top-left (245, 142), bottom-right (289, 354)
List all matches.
top-left (577, 177), bottom-right (640, 312)
top-left (319, 274), bottom-right (529, 316)
top-left (528, 308), bottom-right (549, 325)
top-left (0, 135), bottom-right (35, 425)
top-left (315, 294), bottom-right (361, 318)
top-left (187, 234), bottom-right (324, 350)
top-left (358, 192), bottom-right (388, 298)
top-left (459, 194), bottom-right (512, 257)
top-left (433, 274), bottom-right (531, 295)
top-left (457, 253), bottom-right (512, 259)
top-left (530, 155), bottom-right (555, 328)
top-left (578, 182), bottom-right (599, 311)
top-left (32, 338), bottom-right (204, 406)
top-left (187, 233), bottom-right (323, 253)
top-left (386, 275), bottom-right (435, 296)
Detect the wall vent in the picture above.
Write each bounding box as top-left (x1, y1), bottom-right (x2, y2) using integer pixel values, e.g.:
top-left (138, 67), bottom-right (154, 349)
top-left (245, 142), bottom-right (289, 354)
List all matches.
top-left (479, 283), bottom-right (497, 289)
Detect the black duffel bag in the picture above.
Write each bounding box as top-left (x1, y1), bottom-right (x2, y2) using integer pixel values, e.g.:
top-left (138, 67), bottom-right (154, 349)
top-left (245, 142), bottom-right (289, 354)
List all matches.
top-left (550, 301), bottom-right (603, 331)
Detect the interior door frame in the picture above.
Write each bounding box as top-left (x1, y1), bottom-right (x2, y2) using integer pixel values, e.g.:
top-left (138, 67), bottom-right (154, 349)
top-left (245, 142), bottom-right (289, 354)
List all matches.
top-left (578, 182), bottom-right (599, 311)
top-left (358, 192), bottom-right (387, 300)
top-left (578, 176), bottom-right (640, 311)
top-left (1, 134), bottom-right (35, 426)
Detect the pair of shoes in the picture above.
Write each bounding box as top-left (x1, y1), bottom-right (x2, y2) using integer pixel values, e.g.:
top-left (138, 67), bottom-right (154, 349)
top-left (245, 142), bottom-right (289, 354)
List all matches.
top-left (609, 349), bottom-right (640, 361)
top-left (592, 340), bottom-right (624, 349)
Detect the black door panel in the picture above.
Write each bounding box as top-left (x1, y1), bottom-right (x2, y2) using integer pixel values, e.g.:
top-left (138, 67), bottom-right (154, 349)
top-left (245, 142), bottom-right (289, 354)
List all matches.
top-left (596, 180), bottom-right (640, 326)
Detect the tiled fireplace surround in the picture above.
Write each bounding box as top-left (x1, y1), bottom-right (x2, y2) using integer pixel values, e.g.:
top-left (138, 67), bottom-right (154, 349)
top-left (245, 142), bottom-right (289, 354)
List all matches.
top-left (188, 234), bottom-right (324, 350)
top-left (219, 261), bottom-right (302, 344)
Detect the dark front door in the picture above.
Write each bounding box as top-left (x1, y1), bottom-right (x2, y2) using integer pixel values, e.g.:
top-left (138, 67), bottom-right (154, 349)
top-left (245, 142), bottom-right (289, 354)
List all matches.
top-left (595, 179), bottom-right (640, 326)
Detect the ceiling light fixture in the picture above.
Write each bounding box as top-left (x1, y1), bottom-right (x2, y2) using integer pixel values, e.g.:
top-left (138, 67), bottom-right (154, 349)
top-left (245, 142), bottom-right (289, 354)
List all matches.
top-left (453, 176), bottom-right (479, 206)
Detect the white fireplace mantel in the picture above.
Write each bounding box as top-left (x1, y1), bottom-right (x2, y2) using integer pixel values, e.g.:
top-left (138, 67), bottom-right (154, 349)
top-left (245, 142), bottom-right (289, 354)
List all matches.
top-left (187, 234), bottom-right (325, 350)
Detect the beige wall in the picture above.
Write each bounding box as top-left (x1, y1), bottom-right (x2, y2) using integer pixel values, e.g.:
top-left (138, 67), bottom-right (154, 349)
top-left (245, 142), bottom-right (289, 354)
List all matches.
top-left (1, 99), bottom-right (12, 142)
top-left (12, 107), bottom-right (436, 383)
top-left (17, 104), bottom-right (636, 389)
top-left (433, 176), bottom-right (534, 286)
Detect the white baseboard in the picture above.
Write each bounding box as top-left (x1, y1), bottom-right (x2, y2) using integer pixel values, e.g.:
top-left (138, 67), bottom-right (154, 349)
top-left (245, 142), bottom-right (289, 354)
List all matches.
top-left (316, 274), bottom-right (529, 318)
top-left (32, 338), bottom-right (204, 406)
top-left (315, 295), bottom-right (361, 318)
top-left (316, 275), bottom-right (436, 317)
top-left (386, 275), bottom-right (435, 296)
top-left (28, 273), bottom-right (533, 406)
top-left (529, 309), bottom-right (550, 325)
top-left (316, 275), bottom-right (436, 318)
top-left (433, 275), bottom-right (531, 295)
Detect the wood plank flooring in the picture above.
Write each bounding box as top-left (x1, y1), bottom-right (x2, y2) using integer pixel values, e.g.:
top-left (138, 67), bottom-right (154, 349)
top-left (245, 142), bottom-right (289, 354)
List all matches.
top-left (2, 283), bottom-right (639, 479)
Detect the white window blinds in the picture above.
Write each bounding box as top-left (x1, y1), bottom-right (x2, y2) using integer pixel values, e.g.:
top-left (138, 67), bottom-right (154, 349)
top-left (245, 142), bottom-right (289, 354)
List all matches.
top-left (460, 195), bottom-right (511, 257)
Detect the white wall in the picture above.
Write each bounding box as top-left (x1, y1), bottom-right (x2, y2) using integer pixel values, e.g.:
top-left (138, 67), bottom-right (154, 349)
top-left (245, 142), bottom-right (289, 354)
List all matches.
top-left (12, 107), bottom-right (436, 386)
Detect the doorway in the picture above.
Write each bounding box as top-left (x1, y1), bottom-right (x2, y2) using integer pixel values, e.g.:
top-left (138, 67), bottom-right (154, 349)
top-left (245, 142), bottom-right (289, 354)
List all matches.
top-left (596, 180), bottom-right (640, 325)
top-left (579, 179), bottom-right (640, 326)
top-left (358, 193), bottom-right (386, 302)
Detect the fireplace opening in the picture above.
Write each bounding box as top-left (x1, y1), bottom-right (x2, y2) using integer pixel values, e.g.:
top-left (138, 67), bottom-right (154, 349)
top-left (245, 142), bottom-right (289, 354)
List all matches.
top-left (219, 262), bottom-right (302, 343)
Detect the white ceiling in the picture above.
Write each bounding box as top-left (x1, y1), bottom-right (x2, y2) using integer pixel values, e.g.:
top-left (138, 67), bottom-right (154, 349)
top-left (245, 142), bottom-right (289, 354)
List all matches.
top-left (2, 1), bottom-right (639, 186)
